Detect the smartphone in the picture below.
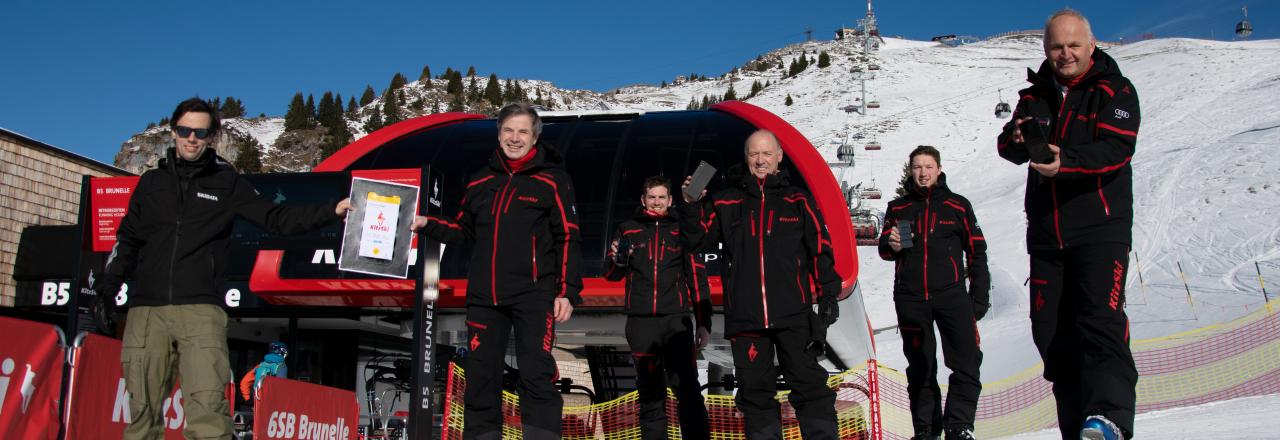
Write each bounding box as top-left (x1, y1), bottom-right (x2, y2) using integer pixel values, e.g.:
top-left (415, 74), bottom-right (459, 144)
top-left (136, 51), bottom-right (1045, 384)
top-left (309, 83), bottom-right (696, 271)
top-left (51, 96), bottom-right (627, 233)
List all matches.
top-left (684, 161), bottom-right (717, 201)
top-left (613, 236), bottom-right (632, 266)
top-left (897, 219), bottom-right (914, 249)
top-left (1019, 119), bottom-right (1054, 164)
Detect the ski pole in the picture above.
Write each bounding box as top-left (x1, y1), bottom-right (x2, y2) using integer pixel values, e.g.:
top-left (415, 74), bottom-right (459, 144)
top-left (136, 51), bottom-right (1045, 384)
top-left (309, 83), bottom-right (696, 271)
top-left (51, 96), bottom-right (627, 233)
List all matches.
top-left (1258, 261), bottom-right (1271, 314)
top-left (1178, 260), bottom-right (1197, 320)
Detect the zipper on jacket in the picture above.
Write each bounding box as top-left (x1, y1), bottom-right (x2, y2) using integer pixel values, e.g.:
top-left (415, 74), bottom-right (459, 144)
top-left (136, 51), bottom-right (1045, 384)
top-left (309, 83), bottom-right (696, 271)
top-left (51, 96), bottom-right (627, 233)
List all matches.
top-left (652, 224), bottom-right (660, 315)
top-left (491, 177), bottom-right (513, 305)
top-left (168, 165), bottom-right (187, 304)
top-left (923, 187), bottom-right (931, 301)
top-left (531, 235), bottom-right (537, 283)
top-left (950, 256), bottom-right (958, 283)
top-left (758, 180), bottom-right (770, 328)
top-left (1051, 180), bottom-right (1064, 248)
top-left (1097, 176), bottom-right (1111, 216)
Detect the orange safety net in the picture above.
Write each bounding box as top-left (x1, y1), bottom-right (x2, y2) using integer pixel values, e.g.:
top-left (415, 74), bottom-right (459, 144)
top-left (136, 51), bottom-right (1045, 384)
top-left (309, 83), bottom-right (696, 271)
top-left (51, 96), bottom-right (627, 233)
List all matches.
top-left (441, 362), bottom-right (874, 439)
top-left (874, 305), bottom-right (1280, 439)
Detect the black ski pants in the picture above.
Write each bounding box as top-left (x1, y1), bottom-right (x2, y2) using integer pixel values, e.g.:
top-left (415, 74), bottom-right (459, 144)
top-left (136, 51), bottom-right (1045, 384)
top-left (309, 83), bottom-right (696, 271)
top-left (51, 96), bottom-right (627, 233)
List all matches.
top-left (729, 323), bottom-right (837, 439)
top-left (463, 300), bottom-right (562, 440)
top-left (894, 291), bottom-right (983, 437)
top-left (626, 314), bottom-right (710, 440)
top-left (1030, 243), bottom-right (1137, 440)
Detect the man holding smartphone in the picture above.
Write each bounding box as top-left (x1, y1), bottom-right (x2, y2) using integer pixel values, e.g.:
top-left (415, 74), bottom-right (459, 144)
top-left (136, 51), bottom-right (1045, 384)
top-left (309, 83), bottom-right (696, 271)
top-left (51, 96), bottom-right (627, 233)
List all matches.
top-left (997, 9), bottom-right (1140, 440)
top-left (604, 175), bottom-right (712, 440)
top-left (880, 145), bottom-right (988, 440)
top-left (681, 130), bottom-right (842, 439)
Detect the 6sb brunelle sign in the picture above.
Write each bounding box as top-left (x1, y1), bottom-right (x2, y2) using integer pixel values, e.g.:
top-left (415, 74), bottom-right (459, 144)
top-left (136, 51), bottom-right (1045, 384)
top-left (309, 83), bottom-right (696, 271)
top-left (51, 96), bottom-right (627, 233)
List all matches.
top-left (253, 376), bottom-right (359, 440)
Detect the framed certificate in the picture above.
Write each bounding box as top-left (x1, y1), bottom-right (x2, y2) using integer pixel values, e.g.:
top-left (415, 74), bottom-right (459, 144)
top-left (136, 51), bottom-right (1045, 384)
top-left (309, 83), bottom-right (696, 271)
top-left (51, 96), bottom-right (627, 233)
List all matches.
top-left (338, 177), bottom-right (420, 278)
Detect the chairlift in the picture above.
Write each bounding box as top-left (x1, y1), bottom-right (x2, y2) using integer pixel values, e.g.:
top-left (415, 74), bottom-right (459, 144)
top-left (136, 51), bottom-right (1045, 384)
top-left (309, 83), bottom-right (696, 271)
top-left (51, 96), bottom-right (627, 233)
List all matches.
top-left (994, 89), bottom-right (1012, 119)
top-left (861, 187), bottom-right (882, 200)
top-left (868, 64), bottom-right (881, 71)
top-left (1237, 6), bottom-right (1253, 39)
top-left (837, 143), bottom-right (857, 164)
top-left (865, 141), bottom-right (881, 151)
top-left (842, 104), bottom-right (860, 113)
top-left (867, 101), bottom-right (881, 109)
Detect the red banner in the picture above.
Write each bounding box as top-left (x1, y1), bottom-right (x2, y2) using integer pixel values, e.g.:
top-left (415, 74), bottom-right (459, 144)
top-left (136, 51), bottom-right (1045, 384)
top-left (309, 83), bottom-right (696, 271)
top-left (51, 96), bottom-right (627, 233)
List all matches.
top-left (89, 176), bottom-right (141, 252)
top-left (0, 316), bottom-right (65, 439)
top-left (64, 333), bottom-right (233, 439)
top-left (253, 376), bottom-right (359, 440)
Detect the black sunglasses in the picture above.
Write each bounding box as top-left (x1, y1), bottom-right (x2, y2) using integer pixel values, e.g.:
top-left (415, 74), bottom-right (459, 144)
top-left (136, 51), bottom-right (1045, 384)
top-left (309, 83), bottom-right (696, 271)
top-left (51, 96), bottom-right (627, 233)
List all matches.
top-left (174, 126), bottom-right (212, 140)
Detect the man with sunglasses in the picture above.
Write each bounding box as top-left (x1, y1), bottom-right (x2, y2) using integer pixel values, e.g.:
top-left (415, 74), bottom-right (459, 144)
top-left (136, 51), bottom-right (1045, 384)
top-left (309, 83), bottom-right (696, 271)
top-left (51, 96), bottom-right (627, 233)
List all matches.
top-left (94, 97), bottom-right (352, 439)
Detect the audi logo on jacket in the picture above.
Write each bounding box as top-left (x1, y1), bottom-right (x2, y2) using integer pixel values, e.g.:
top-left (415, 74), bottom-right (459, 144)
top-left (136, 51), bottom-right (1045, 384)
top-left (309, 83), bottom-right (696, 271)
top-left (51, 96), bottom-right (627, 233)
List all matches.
top-left (603, 208), bottom-right (713, 331)
top-left (681, 168), bottom-right (842, 336)
top-left (997, 48), bottom-right (1140, 251)
top-left (878, 174), bottom-right (990, 306)
top-left (420, 145), bottom-right (584, 306)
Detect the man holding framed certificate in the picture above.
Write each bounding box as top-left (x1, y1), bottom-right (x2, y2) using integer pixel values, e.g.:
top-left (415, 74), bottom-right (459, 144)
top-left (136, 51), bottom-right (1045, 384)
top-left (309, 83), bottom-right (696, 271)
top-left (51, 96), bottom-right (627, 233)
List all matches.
top-left (412, 103), bottom-right (582, 439)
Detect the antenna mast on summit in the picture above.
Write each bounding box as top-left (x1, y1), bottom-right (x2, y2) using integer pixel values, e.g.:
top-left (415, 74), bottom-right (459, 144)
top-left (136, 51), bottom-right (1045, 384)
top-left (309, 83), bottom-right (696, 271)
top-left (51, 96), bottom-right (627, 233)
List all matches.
top-left (860, 0), bottom-right (879, 53)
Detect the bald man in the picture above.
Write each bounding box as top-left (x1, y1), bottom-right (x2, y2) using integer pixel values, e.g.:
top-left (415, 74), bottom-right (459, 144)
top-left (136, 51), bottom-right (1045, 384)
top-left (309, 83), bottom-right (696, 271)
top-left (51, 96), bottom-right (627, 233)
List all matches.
top-left (682, 130), bottom-right (842, 439)
top-left (997, 9), bottom-right (1140, 440)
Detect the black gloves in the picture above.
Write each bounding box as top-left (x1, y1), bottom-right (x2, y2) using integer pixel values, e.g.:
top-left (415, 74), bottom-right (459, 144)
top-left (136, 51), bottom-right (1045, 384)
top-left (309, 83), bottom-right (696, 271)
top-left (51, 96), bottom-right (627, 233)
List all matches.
top-left (818, 295), bottom-right (839, 326)
top-left (973, 298), bottom-right (990, 321)
top-left (92, 274), bottom-right (123, 335)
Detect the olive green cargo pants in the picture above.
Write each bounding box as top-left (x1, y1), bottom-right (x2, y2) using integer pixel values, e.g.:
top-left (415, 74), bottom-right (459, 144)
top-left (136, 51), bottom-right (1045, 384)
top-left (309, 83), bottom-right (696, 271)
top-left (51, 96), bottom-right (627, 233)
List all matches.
top-left (121, 304), bottom-right (232, 439)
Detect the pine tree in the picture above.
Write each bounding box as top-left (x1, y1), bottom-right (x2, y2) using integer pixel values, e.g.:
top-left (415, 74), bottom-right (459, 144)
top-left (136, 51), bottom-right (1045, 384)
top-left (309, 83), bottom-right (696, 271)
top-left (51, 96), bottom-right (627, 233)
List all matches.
top-left (686, 96), bottom-right (698, 110)
top-left (512, 81), bottom-right (527, 102)
top-left (284, 93), bottom-right (310, 131)
top-left (723, 83), bottom-right (737, 101)
top-left (484, 73), bottom-right (502, 106)
top-left (785, 94), bottom-right (793, 106)
top-left (534, 88), bottom-right (544, 105)
top-left (383, 90), bottom-right (402, 125)
top-left (432, 99), bottom-right (441, 114)
top-left (220, 97), bottom-right (245, 119)
top-left (234, 137), bottom-right (263, 173)
top-left (447, 93), bottom-right (465, 112)
top-left (320, 124), bottom-right (352, 160)
top-left (441, 67), bottom-right (454, 80)
top-left (159, 117), bottom-right (170, 127)
top-left (347, 97), bottom-right (358, 113)
top-left (419, 65), bottom-right (432, 81)
top-left (749, 80), bottom-right (762, 98)
top-left (466, 76), bottom-right (480, 102)
top-left (146, 122), bottom-right (156, 130)
top-left (334, 93), bottom-right (343, 114)
top-left (305, 94), bottom-right (316, 121)
top-left (896, 160), bottom-right (914, 197)
top-left (818, 51), bottom-right (831, 68)
top-left (318, 92), bottom-right (343, 130)
top-left (466, 66), bottom-right (476, 77)
top-left (359, 85), bottom-right (376, 106)
top-left (446, 71), bottom-right (463, 95)
top-left (502, 79), bottom-right (515, 103)
top-left (363, 107), bottom-right (384, 132)
top-left (390, 72), bottom-right (408, 91)
top-left (660, 80), bottom-right (667, 88)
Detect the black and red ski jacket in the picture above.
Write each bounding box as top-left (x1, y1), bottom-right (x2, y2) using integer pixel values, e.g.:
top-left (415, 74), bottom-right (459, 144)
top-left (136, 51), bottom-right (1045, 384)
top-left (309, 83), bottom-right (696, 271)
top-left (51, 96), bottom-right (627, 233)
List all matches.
top-left (878, 174), bottom-right (990, 305)
top-left (603, 208), bottom-right (713, 331)
top-left (997, 48), bottom-right (1140, 251)
top-left (421, 145), bottom-right (583, 306)
top-left (681, 168), bottom-right (842, 336)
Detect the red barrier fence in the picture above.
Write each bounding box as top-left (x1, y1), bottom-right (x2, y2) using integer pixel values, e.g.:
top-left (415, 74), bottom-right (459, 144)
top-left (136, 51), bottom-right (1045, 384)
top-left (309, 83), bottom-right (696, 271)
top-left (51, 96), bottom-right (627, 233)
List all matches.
top-left (0, 316), bottom-right (64, 439)
top-left (252, 376), bottom-right (359, 440)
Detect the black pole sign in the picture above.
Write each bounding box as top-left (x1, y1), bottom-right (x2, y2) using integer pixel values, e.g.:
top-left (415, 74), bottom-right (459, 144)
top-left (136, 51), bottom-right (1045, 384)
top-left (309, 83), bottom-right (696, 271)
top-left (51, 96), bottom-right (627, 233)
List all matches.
top-left (408, 167), bottom-right (442, 439)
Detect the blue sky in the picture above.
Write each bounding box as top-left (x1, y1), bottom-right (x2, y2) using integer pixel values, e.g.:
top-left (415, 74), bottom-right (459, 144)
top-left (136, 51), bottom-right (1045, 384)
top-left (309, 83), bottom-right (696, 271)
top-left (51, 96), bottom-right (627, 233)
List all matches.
top-left (2, 0), bottom-right (1275, 165)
